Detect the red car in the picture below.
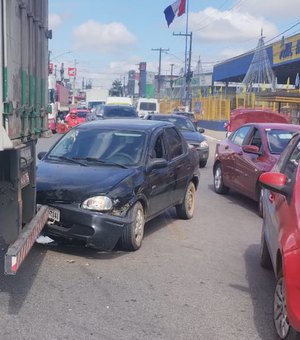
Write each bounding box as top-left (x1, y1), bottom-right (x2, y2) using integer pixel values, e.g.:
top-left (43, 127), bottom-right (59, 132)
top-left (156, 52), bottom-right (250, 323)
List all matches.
top-left (259, 132), bottom-right (300, 339)
top-left (76, 109), bottom-right (93, 123)
top-left (213, 122), bottom-right (300, 215)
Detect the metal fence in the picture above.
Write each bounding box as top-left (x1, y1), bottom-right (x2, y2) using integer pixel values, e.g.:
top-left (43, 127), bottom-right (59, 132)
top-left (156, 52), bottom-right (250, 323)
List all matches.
top-left (159, 92), bottom-right (300, 123)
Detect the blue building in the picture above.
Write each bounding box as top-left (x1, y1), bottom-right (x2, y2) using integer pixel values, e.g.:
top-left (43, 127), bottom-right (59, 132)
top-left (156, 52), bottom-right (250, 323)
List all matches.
top-left (213, 33), bottom-right (300, 85)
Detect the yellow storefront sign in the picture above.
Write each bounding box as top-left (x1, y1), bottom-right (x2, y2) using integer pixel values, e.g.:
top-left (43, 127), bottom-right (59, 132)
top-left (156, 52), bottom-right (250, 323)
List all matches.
top-left (273, 33), bottom-right (300, 65)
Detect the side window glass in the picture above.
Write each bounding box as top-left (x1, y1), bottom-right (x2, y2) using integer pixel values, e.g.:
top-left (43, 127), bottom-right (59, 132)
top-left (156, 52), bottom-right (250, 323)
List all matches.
top-left (282, 139), bottom-right (300, 180)
top-left (231, 126), bottom-right (251, 146)
top-left (276, 135), bottom-right (299, 171)
top-left (150, 134), bottom-right (165, 159)
top-left (165, 127), bottom-right (183, 159)
top-left (249, 128), bottom-right (262, 151)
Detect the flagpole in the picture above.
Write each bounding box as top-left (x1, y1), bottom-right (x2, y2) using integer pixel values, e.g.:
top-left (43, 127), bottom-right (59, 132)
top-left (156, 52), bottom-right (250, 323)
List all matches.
top-left (184, 0), bottom-right (189, 78)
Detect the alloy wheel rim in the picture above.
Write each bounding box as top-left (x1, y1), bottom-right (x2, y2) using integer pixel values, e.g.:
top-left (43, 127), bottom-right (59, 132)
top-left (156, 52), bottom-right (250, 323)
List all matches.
top-left (134, 208), bottom-right (144, 244)
top-left (215, 167), bottom-right (222, 189)
top-left (186, 185), bottom-right (195, 213)
top-left (274, 277), bottom-right (290, 339)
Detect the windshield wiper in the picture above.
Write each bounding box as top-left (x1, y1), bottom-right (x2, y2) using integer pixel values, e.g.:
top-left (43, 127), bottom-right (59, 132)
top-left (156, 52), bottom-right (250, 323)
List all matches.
top-left (77, 157), bottom-right (128, 169)
top-left (48, 155), bottom-right (87, 166)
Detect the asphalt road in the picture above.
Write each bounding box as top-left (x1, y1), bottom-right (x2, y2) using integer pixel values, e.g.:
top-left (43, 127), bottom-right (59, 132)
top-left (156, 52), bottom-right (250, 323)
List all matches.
top-left (0, 131), bottom-right (277, 340)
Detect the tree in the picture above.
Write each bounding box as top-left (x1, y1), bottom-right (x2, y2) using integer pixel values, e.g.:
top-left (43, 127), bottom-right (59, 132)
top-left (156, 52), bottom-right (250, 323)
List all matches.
top-left (109, 79), bottom-right (123, 96)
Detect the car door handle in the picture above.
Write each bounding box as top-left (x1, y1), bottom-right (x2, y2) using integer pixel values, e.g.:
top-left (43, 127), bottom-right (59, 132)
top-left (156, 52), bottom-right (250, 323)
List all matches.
top-left (225, 145), bottom-right (229, 150)
top-left (237, 151), bottom-right (243, 156)
top-left (268, 193), bottom-right (275, 203)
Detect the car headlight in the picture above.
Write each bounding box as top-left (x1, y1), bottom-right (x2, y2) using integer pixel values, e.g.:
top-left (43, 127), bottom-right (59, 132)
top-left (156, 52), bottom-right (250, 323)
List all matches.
top-left (82, 196), bottom-right (113, 211)
top-left (200, 140), bottom-right (209, 148)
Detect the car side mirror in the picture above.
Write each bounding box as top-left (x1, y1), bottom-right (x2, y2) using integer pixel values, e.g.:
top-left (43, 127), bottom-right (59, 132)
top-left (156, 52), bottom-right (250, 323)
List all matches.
top-left (242, 145), bottom-right (261, 154)
top-left (147, 158), bottom-right (168, 172)
top-left (197, 127), bottom-right (205, 133)
top-left (259, 172), bottom-right (291, 197)
top-left (37, 151), bottom-right (47, 160)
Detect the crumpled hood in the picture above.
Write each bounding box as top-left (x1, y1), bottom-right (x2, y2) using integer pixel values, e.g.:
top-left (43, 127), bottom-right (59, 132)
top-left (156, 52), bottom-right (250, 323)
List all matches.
top-left (37, 161), bottom-right (137, 203)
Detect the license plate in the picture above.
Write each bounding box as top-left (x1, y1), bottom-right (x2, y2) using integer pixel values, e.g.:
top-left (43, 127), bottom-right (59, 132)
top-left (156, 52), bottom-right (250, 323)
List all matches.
top-left (48, 207), bottom-right (60, 223)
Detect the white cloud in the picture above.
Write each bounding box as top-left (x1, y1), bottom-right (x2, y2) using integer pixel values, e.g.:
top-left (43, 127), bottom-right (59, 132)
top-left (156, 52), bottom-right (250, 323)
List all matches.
top-left (237, 0), bottom-right (300, 19)
top-left (219, 48), bottom-right (249, 60)
top-left (49, 14), bottom-right (63, 28)
top-left (189, 8), bottom-right (278, 43)
top-left (72, 20), bottom-right (136, 53)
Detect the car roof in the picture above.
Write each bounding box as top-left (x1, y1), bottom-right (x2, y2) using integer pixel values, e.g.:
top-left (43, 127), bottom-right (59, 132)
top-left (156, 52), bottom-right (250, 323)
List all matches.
top-left (241, 122), bottom-right (300, 130)
top-left (78, 118), bottom-right (174, 131)
top-left (149, 113), bottom-right (190, 119)
top-left (104, 104), bottom-right (134, 108)
top-left (173, 111), bottom-right (194, 116)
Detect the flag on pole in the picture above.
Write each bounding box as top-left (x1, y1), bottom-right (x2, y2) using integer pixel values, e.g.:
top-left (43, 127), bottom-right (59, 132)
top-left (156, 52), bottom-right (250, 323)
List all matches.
top-left (164, 0), bottom-right (186, 27)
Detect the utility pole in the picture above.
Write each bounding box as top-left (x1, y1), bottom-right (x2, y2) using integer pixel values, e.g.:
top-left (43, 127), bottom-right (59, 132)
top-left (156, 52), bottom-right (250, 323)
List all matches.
top-left (173, 32), bottom-right (193, 111)
top-left (170, 63), bottom-right (174, 92)
top-left (151, 48), bottom-right (169, 100)
top-left (72, 59), bottom-right (78, 105)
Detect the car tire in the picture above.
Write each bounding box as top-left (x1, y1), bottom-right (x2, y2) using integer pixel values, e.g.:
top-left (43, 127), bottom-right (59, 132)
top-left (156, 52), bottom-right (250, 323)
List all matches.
top-left (176, 182), bottom-right (196, 219)
top-left (260, 224), bottom-right (272, 269)
top-left (214, 163), bottom-right (229, 194)
top-left (199, 160), bottom-right (207, 168)
top-left (121, 201), bottom-right (145, 251)
top-left (274, 273), bottom-right (300, 340)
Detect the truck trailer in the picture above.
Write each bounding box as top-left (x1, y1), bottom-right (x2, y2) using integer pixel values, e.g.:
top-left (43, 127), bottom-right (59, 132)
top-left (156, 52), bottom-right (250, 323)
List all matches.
top-left (0, 0), bottom-right (50, 274)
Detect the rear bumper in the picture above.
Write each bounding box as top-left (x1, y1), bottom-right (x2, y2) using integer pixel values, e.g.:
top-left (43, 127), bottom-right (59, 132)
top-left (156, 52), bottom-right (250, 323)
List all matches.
top-left (45, 203), bottom-right (131, 250)
top-left (5, 205), bottom-right (49, 275)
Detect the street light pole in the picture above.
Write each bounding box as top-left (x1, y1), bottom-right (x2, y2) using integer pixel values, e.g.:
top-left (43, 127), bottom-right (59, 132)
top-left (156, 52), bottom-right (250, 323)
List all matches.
top-left (173, 32), bottom-right (193, 111)
top-left (152, 47), bottom-right (169, 100)
top-left (170, 63), bottom-right (174, 92)
top-left (72, 59), bottom-right (78, 105)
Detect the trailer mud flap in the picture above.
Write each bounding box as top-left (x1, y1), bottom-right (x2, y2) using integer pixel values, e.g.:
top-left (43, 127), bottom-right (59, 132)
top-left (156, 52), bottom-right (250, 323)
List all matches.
top-left (5, 205), bottom-right (48, 275)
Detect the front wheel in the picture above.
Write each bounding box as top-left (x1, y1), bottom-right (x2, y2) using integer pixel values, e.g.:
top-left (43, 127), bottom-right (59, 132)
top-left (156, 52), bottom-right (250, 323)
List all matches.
top-left (121, 202), bottom-right (145, 251)
top-left (214, 163), bottom-right (229, 194)
top-left (274, 274), bottom-right (300, 339)
top-left (176, 182), bottom-right (196, 219)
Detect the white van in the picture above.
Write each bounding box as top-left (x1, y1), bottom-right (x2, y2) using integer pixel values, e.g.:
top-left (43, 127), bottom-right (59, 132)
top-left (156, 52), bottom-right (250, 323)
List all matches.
top-left (106, 96), bottom-right (133, 106)
top-left (136, 98), bottom-right (159, 118)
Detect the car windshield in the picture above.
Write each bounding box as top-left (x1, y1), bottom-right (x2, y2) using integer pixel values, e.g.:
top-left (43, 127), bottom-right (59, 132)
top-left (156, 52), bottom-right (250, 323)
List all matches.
top-left (103, 106), bottom-right (138, 118)
top-left (153, 116), bottom-right (196, 131)
top-left (47, 128), bottom-right (146, 166)
top-left (266, 129), bottom-right (295, 154)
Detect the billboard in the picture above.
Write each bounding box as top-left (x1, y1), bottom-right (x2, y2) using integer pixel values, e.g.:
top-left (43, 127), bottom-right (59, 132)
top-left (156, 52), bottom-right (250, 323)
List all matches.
top-left (273, 33), bottom-right (300, 65)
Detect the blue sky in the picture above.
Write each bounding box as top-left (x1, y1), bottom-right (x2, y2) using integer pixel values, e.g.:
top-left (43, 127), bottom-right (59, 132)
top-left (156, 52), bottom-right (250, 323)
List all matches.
top-left (49, 0), bottom-right (300, 90)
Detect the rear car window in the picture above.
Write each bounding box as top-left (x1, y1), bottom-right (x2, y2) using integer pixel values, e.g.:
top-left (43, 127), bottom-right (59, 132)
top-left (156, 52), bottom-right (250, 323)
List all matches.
top-left (103, 106), bottom-right (138, 118)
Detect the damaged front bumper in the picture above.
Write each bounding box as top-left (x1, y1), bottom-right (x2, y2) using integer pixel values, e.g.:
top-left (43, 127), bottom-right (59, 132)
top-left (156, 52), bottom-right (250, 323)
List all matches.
top-left (45, 203), bottom-right (132, 250)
